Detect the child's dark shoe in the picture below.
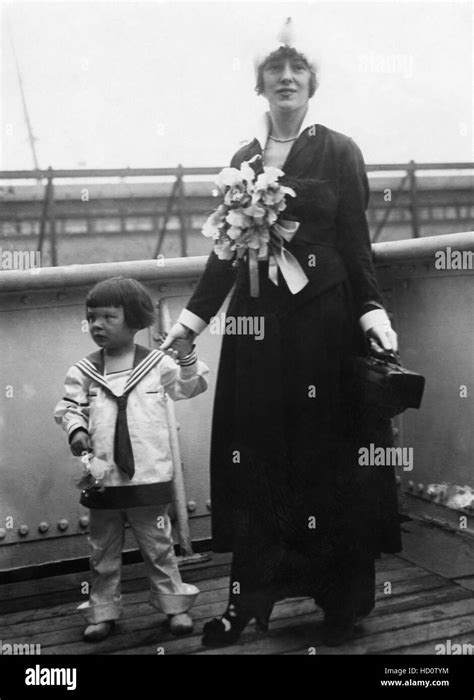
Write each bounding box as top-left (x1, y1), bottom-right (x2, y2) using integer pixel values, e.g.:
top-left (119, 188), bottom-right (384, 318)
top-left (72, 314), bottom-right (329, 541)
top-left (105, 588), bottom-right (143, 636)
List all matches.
top-left (168, 613), bottom-right (193, 636)
top-left (83, 621), bottom-right (115, 642)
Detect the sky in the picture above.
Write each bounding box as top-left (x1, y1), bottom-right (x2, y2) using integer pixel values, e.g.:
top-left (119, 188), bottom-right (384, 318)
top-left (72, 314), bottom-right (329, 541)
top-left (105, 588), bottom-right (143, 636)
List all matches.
top-left (0, 0), bottom-right (472, 170)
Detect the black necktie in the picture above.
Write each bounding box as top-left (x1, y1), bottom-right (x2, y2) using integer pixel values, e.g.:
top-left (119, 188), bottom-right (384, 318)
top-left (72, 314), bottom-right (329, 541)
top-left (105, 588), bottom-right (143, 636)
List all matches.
top-left (112, 394), bottom-right (135, 479)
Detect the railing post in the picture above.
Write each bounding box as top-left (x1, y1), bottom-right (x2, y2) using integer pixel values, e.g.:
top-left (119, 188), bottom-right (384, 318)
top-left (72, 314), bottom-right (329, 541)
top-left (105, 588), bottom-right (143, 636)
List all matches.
top-left (156, 297), bottom-right (210, 565)
top-left (408, 160), bottom-right (420, 239)
top-left (153, 172), bottom-right (179, 258)
top-left (176, 164), bottom-right (188, 258)
top-left (37, 171), bottom-right (52, 254)
top-left (47, 166), bottom-right (57, 266)
top-left (372, 171), bottom-right (410, 243)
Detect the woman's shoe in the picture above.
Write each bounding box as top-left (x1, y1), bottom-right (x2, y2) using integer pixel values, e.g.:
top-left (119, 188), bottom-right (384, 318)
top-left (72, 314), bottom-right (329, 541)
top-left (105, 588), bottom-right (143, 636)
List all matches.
top-left (168, 613), bottom-right (193, 636)
top-left (83, 621), bottom-right (115, 642)
top-left (201, 603), bottom-right (271, 647)
top-left (322, 612), bottom-right (356, 647)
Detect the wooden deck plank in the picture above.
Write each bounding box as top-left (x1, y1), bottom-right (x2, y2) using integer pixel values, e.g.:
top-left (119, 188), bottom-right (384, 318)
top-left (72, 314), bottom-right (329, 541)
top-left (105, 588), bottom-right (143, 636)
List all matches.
top-left (453, 576), bottom-right (474, 592)
top-left (25, 580), bottom-right (472, 656)
top-left (0, 558), bottom-right (417, 618)
top-left (0, 553), bottom-right (407, 603)
top-left (2, 541), bottom-right (472, 656)
top-left (0, 561), bottom-right (231, 608)
top-left (95, 586), bottom-right (474, 656)
top-left (193, 598), bottom-right (474, 656)
top-left (0, 565), bottom-right (438, 636)
top-left (0, 580), bottom-right (231, 641)
top-left (0, 571), bottom-right (450, 644)
top-left (319, 614), bottom-right (474, 655)
top-left (399, 521), bottom-right (474, 579)
top-left (0, 574), bottom-right (230, 628)
top-left (33, 598), bottom-right (321, 655)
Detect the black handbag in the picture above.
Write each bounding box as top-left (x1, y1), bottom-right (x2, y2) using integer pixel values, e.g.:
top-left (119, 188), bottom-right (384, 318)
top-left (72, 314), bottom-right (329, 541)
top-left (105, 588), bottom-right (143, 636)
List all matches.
top-left (350, 347), bottom-right (425, 419)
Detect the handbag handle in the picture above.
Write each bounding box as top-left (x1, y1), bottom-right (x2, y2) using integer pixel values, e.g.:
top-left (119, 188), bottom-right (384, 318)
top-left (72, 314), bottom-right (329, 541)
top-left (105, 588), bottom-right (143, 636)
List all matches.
top-left (367, 339), bottom-right (402, 366)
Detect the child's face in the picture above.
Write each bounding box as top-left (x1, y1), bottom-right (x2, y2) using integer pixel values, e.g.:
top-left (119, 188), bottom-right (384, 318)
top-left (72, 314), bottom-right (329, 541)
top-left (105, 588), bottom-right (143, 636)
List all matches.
top-left (86, 306), bottom-right (136, 350)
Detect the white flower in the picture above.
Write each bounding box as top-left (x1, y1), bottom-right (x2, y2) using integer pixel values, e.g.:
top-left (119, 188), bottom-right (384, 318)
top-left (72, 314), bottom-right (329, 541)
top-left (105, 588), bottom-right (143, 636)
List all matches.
top-left (202, 208), bottom-right (225, 237)
top-left (239, 161), bottom-right (256, 187)
top-left (255, 167), bottom-right (284, 190)
top-left (216, 167), bottom-right (243, 189)
top-left (226, 209), bottom-right (251, 228)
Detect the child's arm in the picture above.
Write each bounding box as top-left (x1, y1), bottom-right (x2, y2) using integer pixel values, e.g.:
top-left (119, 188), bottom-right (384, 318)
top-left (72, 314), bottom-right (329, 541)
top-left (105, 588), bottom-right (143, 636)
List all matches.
top-left (53, 366), bottom-right (91, 454)
top-left (160, 347), bottom-right (209, 401)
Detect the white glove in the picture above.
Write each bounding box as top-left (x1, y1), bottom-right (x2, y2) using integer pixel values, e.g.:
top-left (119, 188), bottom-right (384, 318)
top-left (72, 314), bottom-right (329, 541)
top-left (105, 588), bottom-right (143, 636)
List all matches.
top-left (366, 323), bottom-right (398, 353)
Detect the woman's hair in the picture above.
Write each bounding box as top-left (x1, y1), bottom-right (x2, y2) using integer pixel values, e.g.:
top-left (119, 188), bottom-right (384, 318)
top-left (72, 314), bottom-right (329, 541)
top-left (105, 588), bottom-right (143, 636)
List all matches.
top-left (255, 46), bottom-right (319, 97)
top-left (86, 277), bottom-right (155, 330)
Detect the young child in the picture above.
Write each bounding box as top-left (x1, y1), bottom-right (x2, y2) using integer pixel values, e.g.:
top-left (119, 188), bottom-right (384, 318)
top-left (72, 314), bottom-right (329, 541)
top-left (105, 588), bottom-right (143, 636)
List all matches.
top-left (54, 276), bottom-right (208, 642)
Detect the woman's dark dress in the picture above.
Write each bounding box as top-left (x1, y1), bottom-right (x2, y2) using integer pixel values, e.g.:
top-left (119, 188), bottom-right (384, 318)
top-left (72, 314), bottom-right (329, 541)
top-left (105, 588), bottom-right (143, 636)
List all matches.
top-left (185, 123), bottom-right (402, 620)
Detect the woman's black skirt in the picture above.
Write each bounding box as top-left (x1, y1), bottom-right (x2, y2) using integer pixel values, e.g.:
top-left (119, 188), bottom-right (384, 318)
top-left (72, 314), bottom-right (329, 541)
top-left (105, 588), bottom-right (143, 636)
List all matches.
top-left (208, 262), bottom-right (402, 612)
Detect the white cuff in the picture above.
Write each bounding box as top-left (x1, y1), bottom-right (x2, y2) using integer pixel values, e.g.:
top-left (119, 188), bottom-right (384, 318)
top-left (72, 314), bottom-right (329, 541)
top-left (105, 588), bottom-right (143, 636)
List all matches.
top-left (359, 309), bottom-right (391, 333)
top-left (177, 309), bottom-right (208, 335)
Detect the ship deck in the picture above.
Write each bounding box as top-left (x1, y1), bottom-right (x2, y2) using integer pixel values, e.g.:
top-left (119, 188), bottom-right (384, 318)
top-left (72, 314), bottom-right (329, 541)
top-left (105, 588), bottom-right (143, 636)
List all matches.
top-left (2, 519), bottom-right (474, 656)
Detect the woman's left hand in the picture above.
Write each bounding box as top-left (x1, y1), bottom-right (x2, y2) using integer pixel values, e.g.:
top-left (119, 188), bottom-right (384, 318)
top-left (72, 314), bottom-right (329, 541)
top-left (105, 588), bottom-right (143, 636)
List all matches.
top-left (366, 323), bottom-right (398, 354)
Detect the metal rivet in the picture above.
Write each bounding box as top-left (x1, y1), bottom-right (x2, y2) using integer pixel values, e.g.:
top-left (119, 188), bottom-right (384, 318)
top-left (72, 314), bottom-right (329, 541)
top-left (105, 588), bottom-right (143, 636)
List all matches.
top-left (176, 422), bottom-right (180, 431)
top-left (395, 475), bottom-right (401, 486)
top-left (57, 292), bottom-right (66, 301)
top-left (0, 528), bottom-right (6, 540)
top-left (153, 332), bottom-right (161, 341)
top-left (206, 500), bottom-right (212, 511)
top-left (417, 483), bottom-right (424, 494)
top-left (393, 427), bottom-right (399, 438)
top-left (21, 295), bottom-right (30, 305)
top-left (186, 501), bottom-right (197, 513)
top-left (407, 481), bottom-right (414, 491)
top-left (18, 524), bottom-right (29, 536)
top-left (158, 285), bottom-right (166, 293)
top-left (38, 522), bottom-right (49, 533)
top-left (58, 519), bottom-right (69, 532)
top-left (79, 516), bottom-right (89, 528)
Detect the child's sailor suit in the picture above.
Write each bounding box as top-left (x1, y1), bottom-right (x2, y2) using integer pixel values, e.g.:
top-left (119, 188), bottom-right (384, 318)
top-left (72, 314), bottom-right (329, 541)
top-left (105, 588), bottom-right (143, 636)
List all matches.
top-left (54, 344), bottom-right (209, 623)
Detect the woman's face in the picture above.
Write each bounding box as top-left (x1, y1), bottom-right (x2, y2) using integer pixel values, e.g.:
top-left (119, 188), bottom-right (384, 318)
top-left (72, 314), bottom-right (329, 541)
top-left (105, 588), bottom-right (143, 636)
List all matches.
top-left (261, 56), bottom-right (311, 111)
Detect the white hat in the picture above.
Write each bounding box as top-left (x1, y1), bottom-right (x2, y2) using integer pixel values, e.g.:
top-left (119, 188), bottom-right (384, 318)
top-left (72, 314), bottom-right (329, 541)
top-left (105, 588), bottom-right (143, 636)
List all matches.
top-left (252, 17), bottom-right (319, 80)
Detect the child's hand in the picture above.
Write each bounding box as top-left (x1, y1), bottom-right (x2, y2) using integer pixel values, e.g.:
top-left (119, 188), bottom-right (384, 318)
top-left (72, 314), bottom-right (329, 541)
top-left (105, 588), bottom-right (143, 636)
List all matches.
top-left (170, 336), bottom-right (194, 360)
top-left (70, 430), bottom-right (91, 456)
top-left (157, 332), bottom-right (194, 362)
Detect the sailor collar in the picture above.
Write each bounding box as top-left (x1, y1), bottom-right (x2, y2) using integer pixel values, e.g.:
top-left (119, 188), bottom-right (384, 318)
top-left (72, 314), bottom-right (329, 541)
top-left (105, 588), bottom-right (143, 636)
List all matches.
top-left (76, 344), bottom-right (164, 397)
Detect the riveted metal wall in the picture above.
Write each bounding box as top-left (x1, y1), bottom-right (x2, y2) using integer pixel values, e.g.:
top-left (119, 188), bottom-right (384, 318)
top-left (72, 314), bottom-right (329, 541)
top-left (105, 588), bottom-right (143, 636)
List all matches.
top-left (0, 233), bottom-right (473, 571)
top-left (0, 264), bottom-right (225, 570)
top-left (374, 234), bottom-right (474, 516)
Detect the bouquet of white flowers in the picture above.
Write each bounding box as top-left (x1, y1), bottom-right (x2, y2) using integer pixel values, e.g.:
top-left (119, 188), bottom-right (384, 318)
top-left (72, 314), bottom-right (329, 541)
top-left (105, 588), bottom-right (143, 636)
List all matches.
top-left (202, 156), bottom-right (309, 297)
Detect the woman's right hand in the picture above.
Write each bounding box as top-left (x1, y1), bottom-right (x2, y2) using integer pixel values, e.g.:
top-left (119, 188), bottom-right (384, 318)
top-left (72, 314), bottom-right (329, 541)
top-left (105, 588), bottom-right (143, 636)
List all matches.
top-left (160, 323), bottom-right (196, 352)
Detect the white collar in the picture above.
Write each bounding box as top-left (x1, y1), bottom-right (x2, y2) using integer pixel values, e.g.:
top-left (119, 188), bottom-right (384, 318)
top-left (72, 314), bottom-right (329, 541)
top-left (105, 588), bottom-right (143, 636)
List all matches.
top-left (252, 102), bottom-right (318, 148)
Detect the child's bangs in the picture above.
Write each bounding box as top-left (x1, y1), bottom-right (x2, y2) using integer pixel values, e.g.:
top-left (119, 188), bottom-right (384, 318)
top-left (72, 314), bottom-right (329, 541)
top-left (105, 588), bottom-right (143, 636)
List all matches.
top-left (86, 281), bottom-right (125, 309)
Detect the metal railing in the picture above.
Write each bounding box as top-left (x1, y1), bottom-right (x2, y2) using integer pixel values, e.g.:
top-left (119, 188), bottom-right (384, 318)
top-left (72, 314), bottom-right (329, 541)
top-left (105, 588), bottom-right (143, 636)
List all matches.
top-left (1, 162), bottom-right (473, 266)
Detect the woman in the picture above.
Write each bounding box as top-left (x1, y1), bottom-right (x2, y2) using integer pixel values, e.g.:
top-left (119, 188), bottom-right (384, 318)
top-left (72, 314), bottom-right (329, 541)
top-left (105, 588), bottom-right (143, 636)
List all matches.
top-left (162, 21), bottom-right (401, 647)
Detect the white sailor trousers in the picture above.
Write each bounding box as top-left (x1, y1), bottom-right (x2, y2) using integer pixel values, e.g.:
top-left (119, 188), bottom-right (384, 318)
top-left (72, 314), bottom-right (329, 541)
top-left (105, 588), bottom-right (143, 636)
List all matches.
top-left (78, 504), bottom-right (199, 624)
